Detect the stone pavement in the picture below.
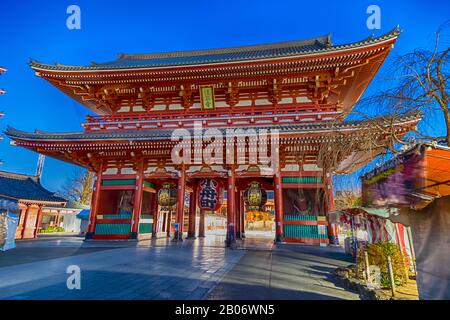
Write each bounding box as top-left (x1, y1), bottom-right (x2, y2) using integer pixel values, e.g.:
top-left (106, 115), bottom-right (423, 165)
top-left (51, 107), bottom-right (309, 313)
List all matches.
top-left (0, 236), bottom-right (244, 300)
top-left (207, 243), bottom-right (360, 300)
top-left (0, 236), bottom-right (359, 300)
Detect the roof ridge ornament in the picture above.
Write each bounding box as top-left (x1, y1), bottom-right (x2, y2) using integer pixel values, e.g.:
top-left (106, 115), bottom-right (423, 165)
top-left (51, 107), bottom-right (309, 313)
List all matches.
top-left (326, 34), bottom-right (332, 47)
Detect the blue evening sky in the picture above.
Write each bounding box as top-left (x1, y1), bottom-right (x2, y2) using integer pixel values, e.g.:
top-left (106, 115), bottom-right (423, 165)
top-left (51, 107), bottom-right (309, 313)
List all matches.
top-left (0, 0), bottom-right (449, 193)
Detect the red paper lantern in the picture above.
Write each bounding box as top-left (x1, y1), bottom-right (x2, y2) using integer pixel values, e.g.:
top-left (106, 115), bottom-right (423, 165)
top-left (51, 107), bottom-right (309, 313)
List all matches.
top-left (197, 178), bottom-right (222, 211)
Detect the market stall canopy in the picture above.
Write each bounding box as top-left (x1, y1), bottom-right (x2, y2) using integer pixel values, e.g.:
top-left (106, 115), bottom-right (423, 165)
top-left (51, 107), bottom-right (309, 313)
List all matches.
top-left (76, 209), bottom-right (90, 221)
top-left (332, 206), bottom-right (399, 221)
top-left (362, 143), bottom-right (450, 210)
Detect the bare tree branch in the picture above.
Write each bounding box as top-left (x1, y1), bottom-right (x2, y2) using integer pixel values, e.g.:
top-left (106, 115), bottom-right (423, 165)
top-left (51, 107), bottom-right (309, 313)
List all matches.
top-left (57, 168), bottom-right (94, 206)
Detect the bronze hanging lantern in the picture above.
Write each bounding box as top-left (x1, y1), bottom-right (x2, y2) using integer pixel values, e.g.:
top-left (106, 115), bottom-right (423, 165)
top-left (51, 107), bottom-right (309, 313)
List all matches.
top-left (243, 181), bottom-right (267, 211)
top-left (157, 183), bottom-right (177, 210)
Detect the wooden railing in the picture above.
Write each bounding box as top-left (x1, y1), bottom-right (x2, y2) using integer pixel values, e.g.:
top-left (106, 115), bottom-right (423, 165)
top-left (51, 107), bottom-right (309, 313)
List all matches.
top-left (83, 103), bottom-right (338, 131)
top-left (86, 103), bottom-right (337, 123)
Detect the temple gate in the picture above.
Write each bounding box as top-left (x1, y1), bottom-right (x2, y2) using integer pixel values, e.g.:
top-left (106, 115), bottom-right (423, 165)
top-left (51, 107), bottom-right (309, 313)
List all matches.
top-left (7, 28), bottom-right (420, 245)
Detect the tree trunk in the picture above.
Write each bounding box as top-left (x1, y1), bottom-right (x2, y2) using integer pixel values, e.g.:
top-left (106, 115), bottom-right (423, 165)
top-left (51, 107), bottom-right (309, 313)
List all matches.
top-left (444, 110), bottom-right (450, 146)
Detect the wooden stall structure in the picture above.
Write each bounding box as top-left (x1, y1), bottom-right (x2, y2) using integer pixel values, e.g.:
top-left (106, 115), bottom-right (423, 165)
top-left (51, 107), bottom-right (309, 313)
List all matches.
top-left (362, 143), bottom-right (450, 299)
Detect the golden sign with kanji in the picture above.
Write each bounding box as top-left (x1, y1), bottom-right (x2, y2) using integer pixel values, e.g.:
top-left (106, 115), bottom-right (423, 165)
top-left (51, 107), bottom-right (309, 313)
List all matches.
top-left (199, 85), bottom-right (215, 110)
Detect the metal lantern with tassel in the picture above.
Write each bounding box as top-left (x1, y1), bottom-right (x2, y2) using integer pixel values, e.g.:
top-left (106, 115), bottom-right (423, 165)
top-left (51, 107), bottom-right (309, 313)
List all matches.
top-left (243, 181), bottom-right (267, 211)
top-left (157, 183), bottom-right (177, 210)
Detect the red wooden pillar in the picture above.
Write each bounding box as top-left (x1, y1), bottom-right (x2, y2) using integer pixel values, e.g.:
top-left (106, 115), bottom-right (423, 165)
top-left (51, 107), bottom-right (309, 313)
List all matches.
top-left (33, 205), bottom-right (43, 238)
top-left (240, 190), bottom-right (246, 238)
top-left (165, 211), bottom-right (171, 237)
top-left (188, 182), bottom-right (197, 238)
top-left (175, 165), bottom-right (186, 241)
top-left (20, 204), bottom-right (31, 239)
top-left (235, 189), bottom-right (241, 239)
top-left (151, 190), bottom-right (158, 236)
top-left (326, 175), bottom-right (336, 212)
top-left (55, 210), bottom-right (61, 227)
top-left (274, 171), bottom-right (284, 243)
top-left (198, 209), bottom-right (205, 238)
top-left (326, 174), bottom-right (338, 245)
top-left (131, 162), bottom-right (144, 239)
top-left (226, 166), bottom-right (236, 246)
top-left (86, 164), bottom-right (103, 240)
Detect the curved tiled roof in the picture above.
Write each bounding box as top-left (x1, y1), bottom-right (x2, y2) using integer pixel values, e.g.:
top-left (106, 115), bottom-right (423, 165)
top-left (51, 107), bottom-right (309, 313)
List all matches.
top-left (0, 170), bottom-right (66, 203)
top-left (29, 28), bottom-right (400, 71)
top-left (44, 200), bottom-right (89, 210)
top-left (5, 112), bottom-right (421, 142)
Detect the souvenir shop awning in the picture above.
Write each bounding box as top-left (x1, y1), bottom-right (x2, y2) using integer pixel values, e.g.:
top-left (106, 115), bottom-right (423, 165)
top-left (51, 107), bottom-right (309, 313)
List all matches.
top-left (76, 209), bottom-right (90, 221)
top-left (330, 207), bottom-right (399, 221)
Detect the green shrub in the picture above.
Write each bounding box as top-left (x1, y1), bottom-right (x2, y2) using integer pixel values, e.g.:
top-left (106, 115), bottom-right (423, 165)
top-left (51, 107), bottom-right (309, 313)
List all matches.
top-left (357, 242), bottom-right (408, 288)
top-left (40, 226), bottom-right (65, 234)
